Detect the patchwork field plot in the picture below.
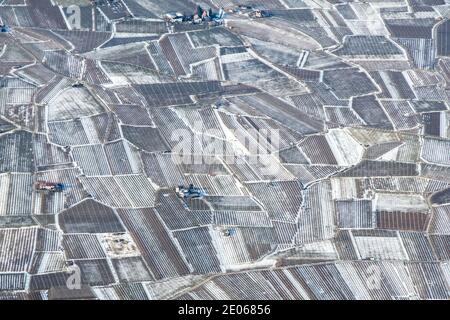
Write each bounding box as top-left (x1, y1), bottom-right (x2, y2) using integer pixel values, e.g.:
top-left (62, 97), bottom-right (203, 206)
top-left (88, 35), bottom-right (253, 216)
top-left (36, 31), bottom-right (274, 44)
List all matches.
top-left (0, 0), bottom-right (448, 301)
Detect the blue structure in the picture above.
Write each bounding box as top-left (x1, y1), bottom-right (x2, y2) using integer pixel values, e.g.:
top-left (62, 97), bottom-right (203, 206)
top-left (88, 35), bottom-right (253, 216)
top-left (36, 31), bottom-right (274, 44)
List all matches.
top-left (53, 183), bottom-right (66, 192)
top-left (165, 7), bottom-right (225, 25)
top-left (0, 24), bottom-right (11, 33)
top-left (222, 228), bottom-right (235, 237)
top-left (176, 184), bottom-right (205, 199)
top-left (210, 8), bottom-right (225, 22)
